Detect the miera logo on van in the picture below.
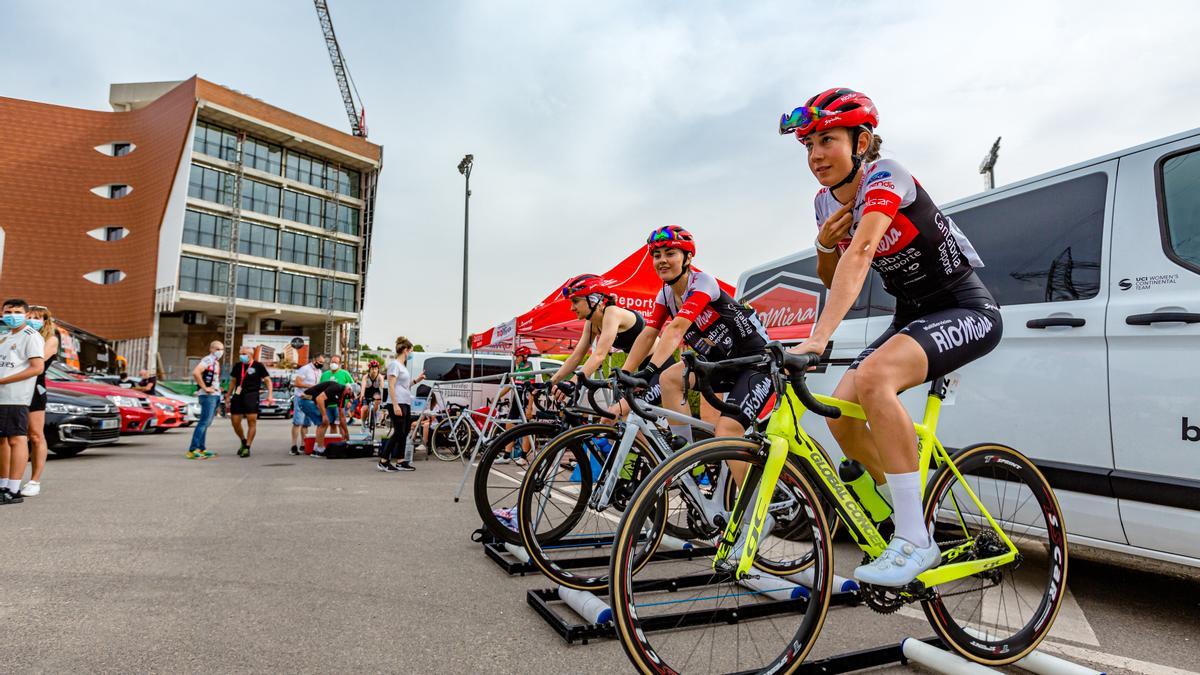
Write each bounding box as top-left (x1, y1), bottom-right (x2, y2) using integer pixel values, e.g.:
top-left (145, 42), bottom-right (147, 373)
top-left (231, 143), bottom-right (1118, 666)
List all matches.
top-left (744, 284), bottom-right (820, 340)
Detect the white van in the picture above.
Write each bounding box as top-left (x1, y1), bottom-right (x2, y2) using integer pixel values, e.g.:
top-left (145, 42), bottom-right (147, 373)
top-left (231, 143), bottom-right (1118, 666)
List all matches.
top-left (738, 128), bottom-right (1200, 569)
top-left (405, 352), bottom-right (560, 414)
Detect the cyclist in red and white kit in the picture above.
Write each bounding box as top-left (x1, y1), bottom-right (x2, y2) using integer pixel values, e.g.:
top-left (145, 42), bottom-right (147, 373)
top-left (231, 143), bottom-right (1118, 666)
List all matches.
top-left (781, 88), bottom-right (1003, 587)
top-left (625, 226), bottom-right (773, 465)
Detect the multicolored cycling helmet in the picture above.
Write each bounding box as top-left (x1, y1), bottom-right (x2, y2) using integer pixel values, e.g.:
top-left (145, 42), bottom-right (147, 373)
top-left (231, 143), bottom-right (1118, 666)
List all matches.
top-left (368, 360), bottom-right (380, 369)
top-left (780, 88), bottom-right (879, 190)
top-left (561, 274), bottom-right (605, 300)
top-left (646, 225), bottom-right (696, 255)
top-left (515, 345), bottom-right (532, 357)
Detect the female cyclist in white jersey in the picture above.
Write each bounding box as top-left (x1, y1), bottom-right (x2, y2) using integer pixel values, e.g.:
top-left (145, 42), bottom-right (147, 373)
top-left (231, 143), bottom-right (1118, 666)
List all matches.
top-left (781, 88), bottom-right (1003, 587)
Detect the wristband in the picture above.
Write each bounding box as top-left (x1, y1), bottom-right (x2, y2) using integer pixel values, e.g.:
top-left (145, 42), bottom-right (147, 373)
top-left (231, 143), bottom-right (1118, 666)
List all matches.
top-left (814, 236), bottom-right (838, 254)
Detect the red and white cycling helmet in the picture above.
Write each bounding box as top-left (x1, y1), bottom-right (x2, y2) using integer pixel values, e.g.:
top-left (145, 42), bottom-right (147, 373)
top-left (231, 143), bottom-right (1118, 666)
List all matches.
top-left (515, 345), bottom-right (532, 357)
top-left (646, 225), bottom-right (696, 255)
top-left (779, 88), bottom-right (878, 140)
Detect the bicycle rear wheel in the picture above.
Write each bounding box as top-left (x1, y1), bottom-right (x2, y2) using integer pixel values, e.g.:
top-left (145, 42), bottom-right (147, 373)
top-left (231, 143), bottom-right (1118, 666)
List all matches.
top-left (610, 438), bottom-right (834, 674)
top-left (518, 424), bottom-right (662, 591)
top-left (471, 421), bottom-right (565, 545)
top-left (922, 443), bottom-right (1069, 666)
top-left (432, 416), bottom-right (476, 461)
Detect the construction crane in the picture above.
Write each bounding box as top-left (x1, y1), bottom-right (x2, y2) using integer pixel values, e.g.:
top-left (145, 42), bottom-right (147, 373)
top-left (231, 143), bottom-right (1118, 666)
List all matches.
top-left (314, 0), bottom-right (367, 138)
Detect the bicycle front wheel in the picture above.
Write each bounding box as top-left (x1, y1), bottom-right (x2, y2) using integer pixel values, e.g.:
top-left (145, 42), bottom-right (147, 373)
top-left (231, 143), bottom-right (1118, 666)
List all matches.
top-left (922, 443), bottom-right (1069, 666)
top-left (610, 438), bottom-right (834, 675)
top-left (471, 421), bottom-right (564, 545)
top-left (431, 417), bottom-right (476, 461)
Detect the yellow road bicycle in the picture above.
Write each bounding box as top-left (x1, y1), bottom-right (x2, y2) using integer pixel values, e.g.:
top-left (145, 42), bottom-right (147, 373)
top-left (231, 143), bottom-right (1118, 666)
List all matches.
top-left (609, 343), bottom-right (1068, 674)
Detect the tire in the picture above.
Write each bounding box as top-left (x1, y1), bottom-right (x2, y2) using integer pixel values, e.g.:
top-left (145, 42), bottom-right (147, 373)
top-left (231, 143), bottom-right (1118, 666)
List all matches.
top-left (471, 421), bottom-right (566, 545)
top-left (517, 424), bottom-right (660, 591)
top-left (431, 417), bottom-right (476, 461)
top-left (610, 437), bottom-right (834, 674)
top-left (921, 443), bottom-right (1069, 666)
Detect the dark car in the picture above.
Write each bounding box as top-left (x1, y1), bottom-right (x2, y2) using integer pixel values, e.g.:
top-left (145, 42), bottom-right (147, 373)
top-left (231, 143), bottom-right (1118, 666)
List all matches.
top-left (257, 387), bottom-right (291, 418)
top-left (44, 388), bottom-right (122, 456)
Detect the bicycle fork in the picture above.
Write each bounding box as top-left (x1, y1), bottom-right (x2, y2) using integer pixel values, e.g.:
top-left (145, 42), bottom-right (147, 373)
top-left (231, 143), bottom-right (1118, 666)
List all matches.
top-left (714, 435), bottom-right (789, 579)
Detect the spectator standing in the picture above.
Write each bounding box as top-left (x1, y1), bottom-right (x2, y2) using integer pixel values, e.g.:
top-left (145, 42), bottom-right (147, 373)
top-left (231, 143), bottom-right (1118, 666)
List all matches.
top-left (21, 305), bottom-right (59, 497)
top-left (0, 299), bottom-right (45, 504)
top-left (227, 346), bottom-right (273, 458)
top-left (290, 353), bottom-right (325, 456)
top-left (132, 369), bottom-right (157, 394)
top-left (380, 337), bottom-right (417, 472)
top-left (319, 354), bottom-right (354, 439)
top-left (299, 379), bottom-right (347, 457)
top-left (186, 341), bottom-right (223, 460)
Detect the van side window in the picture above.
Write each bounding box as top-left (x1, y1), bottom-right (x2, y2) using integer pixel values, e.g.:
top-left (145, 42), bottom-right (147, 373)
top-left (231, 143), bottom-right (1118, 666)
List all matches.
top-left (1160, 148), bottom-right (1200, 273)
top-left (950, 172), bottom-right (1107, 306)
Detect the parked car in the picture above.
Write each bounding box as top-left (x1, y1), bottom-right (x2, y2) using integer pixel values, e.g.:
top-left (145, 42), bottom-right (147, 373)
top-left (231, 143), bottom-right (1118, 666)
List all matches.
top-left (737, 127), bottom-right (1200, 570)
top-left (46, 364), bottom-right (157, 434)
top-left (152, 382), bottom-right (201, 425)
top-left (257, 389), bottom-right (289, 418)
top-left (148, 395), bottom-right (187, 432)
top-left (44, 388), bottom-right (122, 456)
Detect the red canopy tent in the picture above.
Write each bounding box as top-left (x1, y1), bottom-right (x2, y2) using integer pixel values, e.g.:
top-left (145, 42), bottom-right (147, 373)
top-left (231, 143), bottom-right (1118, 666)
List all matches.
top-left (470, 247), bottom-right (737, 355)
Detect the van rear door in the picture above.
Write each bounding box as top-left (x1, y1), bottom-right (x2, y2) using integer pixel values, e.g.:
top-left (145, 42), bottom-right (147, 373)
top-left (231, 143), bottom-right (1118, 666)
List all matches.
top-left (1107, 139), bottom-right (1200, 561)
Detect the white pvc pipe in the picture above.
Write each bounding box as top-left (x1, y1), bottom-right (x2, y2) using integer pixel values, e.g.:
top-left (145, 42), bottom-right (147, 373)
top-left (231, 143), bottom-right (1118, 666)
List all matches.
top-left (558, 585), bottom-right (613, 624)
top-left (962, 627), bottom-right (1104, 675)
top-left (737, 575), bottom-right (807, 601)
top-left (503, 542), bottom-right (530, 563)
top-left (786, 568), bottom-right (859, 594)
top-left (901, 638), bottom-right (994, 675)
top-left (657, 534), bottom-right (694, 551)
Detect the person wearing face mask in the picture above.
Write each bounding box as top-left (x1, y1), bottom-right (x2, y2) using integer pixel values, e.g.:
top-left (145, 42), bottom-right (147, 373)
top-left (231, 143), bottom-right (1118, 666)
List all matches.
top-left (226, 346), bottom-right (273, 458)
top-left (22, 305), bottom-right (59, 497)
top-left (187, 340), bottom-right (224, 460)
top-left (0, 299), bottom-right (45, 504)
top-left (290, 353), bottom-right (325, 456)
top-left (318, 355), bottom-right (354, 440)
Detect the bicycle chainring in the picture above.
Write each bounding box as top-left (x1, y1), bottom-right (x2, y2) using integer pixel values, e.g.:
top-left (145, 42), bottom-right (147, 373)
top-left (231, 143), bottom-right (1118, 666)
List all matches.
top-left (861, 584), bottom-right (905, 614)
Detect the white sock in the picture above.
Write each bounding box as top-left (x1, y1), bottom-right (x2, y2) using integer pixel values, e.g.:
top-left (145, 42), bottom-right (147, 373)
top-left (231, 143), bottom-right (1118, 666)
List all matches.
top-left (885, 471), bottom-right (929, 547)
top-left (5, 479), bottom-right (15, 491)
top-left (669, 424), bottom-right (693, 443)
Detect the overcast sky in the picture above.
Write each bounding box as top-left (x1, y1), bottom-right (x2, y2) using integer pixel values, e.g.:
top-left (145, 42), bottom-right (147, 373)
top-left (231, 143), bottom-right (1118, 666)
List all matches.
top-left (4, 1), bottom-right (1199, 351)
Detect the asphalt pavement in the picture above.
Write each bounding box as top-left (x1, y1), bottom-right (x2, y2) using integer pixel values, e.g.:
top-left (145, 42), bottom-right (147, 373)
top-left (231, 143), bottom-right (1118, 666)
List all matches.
top-left (2, 419), bottom-right (1197, 673)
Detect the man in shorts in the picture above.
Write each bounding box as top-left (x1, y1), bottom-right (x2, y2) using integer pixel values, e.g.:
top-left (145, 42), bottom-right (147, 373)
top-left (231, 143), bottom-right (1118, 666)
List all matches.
top-left (300, 380), bottom-right (347, 457)
top-left (290, 353), bottom-right (324, 455)
top-left (0, 299), bottom-right (45, 505)
top-left (227, 346), bottom-right (273, 458)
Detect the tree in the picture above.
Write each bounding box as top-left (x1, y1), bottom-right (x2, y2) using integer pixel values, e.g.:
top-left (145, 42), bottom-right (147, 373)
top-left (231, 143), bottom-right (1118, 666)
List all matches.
top-left (413, 344), bottom-right (425, 352)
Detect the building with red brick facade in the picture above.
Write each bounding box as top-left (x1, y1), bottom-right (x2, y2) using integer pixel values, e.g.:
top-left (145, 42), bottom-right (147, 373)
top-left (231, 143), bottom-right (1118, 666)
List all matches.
top-left (0, 77), bottom-right (382, 378)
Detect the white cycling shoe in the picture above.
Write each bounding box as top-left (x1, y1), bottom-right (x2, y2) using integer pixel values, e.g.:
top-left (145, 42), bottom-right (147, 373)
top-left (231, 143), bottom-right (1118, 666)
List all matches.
top-left (853, 536), bottom-right (941, 588)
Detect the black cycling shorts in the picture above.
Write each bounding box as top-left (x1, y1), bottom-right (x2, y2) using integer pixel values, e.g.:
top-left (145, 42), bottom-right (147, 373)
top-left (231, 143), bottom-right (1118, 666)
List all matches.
top-left (364, 387), bottom-right (381, 401)
top-left (634, 355), bottom-right (676, 407)
top-left (851, 304), bottom-right (1003, 383)
top-left (708, 366), bottom-right (775, 429)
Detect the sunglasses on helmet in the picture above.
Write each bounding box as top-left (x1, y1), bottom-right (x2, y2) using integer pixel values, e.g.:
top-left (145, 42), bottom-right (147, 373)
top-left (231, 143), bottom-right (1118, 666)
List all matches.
top-left (647, 228), bottom-right (682, 243)
top-left (779, 106), bottom-right (828, 135)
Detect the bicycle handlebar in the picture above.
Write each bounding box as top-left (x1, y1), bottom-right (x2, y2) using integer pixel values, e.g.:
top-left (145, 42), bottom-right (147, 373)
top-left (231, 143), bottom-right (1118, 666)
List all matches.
top-left (684, 343), bottom-right (842, 421)
top-left (573, 372), bottom-right (616, 419)
top-left (614, 369), bottom-right (659, 422)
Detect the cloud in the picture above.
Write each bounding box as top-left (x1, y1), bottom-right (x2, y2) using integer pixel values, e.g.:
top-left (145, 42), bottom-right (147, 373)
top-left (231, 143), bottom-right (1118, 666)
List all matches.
top-left (4, 0), bottom-right (1199, 351)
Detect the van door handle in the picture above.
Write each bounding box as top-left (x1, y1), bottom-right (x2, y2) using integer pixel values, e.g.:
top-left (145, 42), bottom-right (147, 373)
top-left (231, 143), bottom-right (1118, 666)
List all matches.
top-left (1125, 312), bottom-right (1200, 325)
top-left (1026, 317), bottom-right (1086, 329)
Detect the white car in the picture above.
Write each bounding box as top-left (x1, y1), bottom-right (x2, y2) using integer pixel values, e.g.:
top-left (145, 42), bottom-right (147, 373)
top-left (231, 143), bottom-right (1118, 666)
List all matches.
top-left (738, 127), bottom-right (1200, 570)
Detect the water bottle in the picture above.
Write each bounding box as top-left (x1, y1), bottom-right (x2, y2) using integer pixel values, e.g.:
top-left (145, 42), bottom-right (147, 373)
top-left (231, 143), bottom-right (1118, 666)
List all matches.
top-left (838, 459), bottom-right (893, 523)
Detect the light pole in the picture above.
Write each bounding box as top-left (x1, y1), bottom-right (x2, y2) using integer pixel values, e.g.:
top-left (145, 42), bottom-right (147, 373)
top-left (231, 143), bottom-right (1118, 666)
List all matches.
top-left (457, 154), bottom-right (473, 352)
top-left (979, 137), bottom-right (1001, 191)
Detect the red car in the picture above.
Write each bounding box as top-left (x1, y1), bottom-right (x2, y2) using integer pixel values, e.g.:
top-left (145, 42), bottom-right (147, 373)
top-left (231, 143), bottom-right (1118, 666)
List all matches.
top-left (46, 366), bottom-right (157, 434)
top-left (148, 395), bottom-right (186, 432)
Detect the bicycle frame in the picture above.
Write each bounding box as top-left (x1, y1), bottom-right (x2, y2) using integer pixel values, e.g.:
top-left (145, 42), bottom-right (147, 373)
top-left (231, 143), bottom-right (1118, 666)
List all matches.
top-left (721, 382), bottom-right (1020, 588)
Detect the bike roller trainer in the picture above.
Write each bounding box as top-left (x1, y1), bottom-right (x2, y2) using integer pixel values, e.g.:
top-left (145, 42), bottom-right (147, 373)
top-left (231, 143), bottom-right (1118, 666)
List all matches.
top-left (526, 566), bottom-right (862, 645)
top-left (475, 528), bottom-right (719, 577)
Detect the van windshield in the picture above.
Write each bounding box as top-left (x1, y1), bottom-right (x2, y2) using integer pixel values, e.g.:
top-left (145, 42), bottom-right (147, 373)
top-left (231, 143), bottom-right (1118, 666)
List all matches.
top-left (421, 357), bottom-right (511, 382)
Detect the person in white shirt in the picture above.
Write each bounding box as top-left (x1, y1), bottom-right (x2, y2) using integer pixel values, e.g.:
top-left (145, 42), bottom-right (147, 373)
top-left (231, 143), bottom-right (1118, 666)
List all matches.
top-left (290, 353), bottom-right (326, 456)
top-left (379, 337), bottom-right (422, 472)
top-left (0, 299), bottom-right (46, 504)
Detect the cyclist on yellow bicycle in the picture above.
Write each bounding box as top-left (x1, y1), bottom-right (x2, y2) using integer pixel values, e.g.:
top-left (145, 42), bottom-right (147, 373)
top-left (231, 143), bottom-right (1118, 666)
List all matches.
top-left (782, 88), bottom-right (1003, 586)
top-left (549, 273), bottom-right (671, 413)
